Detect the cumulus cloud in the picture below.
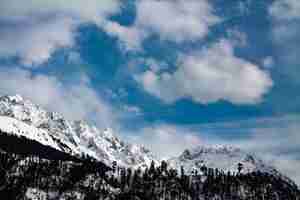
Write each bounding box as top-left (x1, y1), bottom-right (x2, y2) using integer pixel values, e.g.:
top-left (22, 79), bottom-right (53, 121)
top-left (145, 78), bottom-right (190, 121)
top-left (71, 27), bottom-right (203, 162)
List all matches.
top-left (0, 17), bottom-right (76, 66)
top-left (0, 68), bottom-right (115, 129)
top-left (0, 0), bottom-right (220, 62)
top-left (0, 0), bottom-right (121, 66)
top-left (136, 39), bottom-right (273, 104)
top-left (104, 0), bottom-right (220, 50)
top-left (134, 0), bottom-right (220, 42)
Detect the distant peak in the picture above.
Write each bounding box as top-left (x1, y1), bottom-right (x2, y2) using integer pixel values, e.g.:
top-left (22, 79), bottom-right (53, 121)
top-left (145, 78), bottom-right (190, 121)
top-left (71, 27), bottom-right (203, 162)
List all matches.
top-left (180, 144), bottom-right (242, 158)
top-left (201, 144), bottom-right (240, 151)
top-left (103, 127), bottom-right (115, 138)
top-left (0, 94), bottom-right (24, 103)
top-left (9, 94), bottom-right (24, 102)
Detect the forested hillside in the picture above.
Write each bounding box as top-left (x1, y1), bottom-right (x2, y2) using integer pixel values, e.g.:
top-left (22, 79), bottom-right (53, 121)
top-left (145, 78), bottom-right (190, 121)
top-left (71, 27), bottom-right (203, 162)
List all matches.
top-left (0, 134), bottom-right (299, 200)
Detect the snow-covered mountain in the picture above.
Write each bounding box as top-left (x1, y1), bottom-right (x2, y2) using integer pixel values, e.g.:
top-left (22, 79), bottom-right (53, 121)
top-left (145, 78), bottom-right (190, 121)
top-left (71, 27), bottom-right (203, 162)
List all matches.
top-left (0, 94), bottom-right (296, 187)
top-left (167, 144), bottom-right (298, 186)
top-left (0, 94), bottom-right (157, 168)
top-left (168, 145), bottom-right (275, 174)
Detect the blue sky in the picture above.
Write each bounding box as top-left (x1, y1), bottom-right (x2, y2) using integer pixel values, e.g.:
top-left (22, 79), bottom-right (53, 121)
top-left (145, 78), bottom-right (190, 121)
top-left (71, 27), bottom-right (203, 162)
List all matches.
top-left (0, 0), bottom-right (300, 184)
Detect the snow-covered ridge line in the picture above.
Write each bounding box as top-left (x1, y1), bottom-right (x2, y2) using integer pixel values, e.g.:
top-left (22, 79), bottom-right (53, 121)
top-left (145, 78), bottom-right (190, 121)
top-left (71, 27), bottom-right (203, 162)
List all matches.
top-left (168, 144), bottom-right (269, 174)
top-left (0, 94), bottom-right (296, 187)
top-left (167, 144), bottom-right (298, 188)
top-left (0, 94), bottom-right (157, 168)
top-left (0, 116), bottom-right (62, 151)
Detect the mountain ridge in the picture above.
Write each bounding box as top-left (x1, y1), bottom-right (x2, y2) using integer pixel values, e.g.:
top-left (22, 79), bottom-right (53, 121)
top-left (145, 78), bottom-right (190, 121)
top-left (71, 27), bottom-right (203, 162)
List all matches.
top-left (0, 94), bottom-right (297, 188)
top-left (0, 94), bottom-right (157, 168)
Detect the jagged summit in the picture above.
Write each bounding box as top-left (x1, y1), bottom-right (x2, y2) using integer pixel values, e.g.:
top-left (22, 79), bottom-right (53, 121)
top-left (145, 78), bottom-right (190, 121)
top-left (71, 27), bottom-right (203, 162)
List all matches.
top-left (179, 144), bottom-right (243, 159)
top-left (168, 144), bottom-right (298, 188)
top-left (0, 94), bottom-right (157, 168)
top-left (168, 144), bottom-right (276, 175)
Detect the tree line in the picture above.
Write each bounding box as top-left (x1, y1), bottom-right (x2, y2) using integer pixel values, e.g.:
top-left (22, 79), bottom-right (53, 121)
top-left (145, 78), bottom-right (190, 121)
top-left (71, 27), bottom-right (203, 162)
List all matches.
top-left (0, 131), bottom-right (299, 200)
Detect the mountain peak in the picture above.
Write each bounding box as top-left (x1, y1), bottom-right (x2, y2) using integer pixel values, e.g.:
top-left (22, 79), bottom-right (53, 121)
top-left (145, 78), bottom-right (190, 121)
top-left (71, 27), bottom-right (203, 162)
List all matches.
top-left (168, 144), bottom-right (277, 176)
top-left (0, 94), bottom-right (296, 187)
top-left (0, 94), bottom-right (24, 103)
top-left (8, 94), bottom-right (24, 103)
top-left (0, 94), bottom-right (158, 168)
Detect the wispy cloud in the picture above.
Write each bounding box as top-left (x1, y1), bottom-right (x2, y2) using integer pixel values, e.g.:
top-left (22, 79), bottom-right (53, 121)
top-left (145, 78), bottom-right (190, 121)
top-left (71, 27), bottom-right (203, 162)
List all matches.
top-left (269, 0), bottom-right (300, 20)
top-left (269, 0), bottom-right (300, 84)
top-left (126, 124), bottom-right (203, 159)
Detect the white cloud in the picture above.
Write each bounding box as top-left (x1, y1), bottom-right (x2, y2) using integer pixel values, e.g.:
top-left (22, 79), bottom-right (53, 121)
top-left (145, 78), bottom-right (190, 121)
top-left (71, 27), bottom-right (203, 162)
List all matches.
top-left (0, 17), bottom-right (76, 66)
top-left (269, 0), bottom-right (300, 45)
top-left (0, 0), bottom-right (120, 22)
top-left (103, 21), bottom-right (144, 51)
top-left (0, 0), bottom-right (121, 66)
top-left (127, 124), bottom-right (202, 159)
top-left (269, 0), bottom-right (300, 83)
top-left (104, 0), bottom-right (220, 50)
top-left (0, 0), bottom-right (219, 62)
top-left (135, 0), bottom-right (220, 42)
top-left (136, 39), bottom-right (273, 104)
top-left (0, 68), bottom-right (116, 129)
top-left (269, 0), bottom-right (300, 20)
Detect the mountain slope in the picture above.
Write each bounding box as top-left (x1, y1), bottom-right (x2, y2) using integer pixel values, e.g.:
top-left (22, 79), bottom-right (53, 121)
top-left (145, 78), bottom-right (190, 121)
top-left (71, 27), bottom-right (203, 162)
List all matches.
top-left (168, 144), bottom-right (298, 188)
top-left (0, 94), bottom-right (297, 188)
top-left (2, 149), bottom-right (299, 200)
top-left (0, 95), bottom-right (157, 168)
top-left (0, 94), bottom-right (299, 199)
top-left (168, 145), bottom-right (272, 174)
